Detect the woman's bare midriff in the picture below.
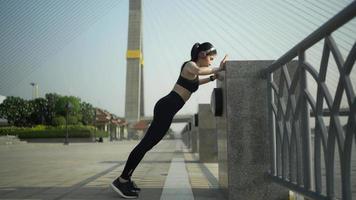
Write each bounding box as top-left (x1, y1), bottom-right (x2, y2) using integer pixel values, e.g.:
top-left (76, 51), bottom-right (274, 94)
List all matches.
top-left (172, 84), bottom-right (192, 102)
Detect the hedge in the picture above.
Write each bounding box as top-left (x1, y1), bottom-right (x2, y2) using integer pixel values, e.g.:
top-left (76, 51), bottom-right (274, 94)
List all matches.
top-left (0, 125), bottom-right (108, 139)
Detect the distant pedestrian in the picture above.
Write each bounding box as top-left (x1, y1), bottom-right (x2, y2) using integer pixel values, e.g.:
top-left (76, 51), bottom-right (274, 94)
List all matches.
top-left (110, 42), bottom-right (227, 199)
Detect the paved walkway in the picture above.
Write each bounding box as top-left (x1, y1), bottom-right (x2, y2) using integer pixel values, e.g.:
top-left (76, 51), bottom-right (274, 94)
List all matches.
top-left (0, 139), bottom-right (224, 200)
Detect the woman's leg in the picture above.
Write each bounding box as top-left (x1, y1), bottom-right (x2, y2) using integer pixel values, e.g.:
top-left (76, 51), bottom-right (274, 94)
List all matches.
top-left (119, 91), bottom-right (184, 180)
top-left (120, 114), bottom-right (173, 180)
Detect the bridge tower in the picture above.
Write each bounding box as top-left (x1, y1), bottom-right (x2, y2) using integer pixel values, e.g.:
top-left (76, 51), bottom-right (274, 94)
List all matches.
top-left (125, 0), bottom-right (144, 138)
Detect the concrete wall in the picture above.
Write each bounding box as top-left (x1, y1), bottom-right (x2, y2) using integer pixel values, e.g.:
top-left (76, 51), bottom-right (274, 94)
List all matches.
top-left (198, 104), bottom-right (217, 162)
top-left (215, 60), bottom-right (289, 200)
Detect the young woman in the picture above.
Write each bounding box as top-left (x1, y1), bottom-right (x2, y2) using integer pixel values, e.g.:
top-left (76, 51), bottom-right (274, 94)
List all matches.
top-left (111, 42), bottom-right (227, 198)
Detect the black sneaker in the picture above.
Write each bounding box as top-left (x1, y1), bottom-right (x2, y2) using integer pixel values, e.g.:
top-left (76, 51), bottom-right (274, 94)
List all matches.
top-left (110, 178), bottom-right (139, 199)
top-left (128, 180), bottom-right (141, 192)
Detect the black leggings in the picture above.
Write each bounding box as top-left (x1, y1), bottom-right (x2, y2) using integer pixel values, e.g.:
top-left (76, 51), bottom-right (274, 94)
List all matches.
top-left (120, 91), bottom-right (185, 180)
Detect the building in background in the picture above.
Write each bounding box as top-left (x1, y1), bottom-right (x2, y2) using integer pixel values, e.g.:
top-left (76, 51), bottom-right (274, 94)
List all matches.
top-left (30, 83), bottom-right (39, 99)
top-left (95, 108), bottom-right (127, 140)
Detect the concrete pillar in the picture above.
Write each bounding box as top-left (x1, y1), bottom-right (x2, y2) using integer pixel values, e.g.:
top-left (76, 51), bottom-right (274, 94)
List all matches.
top-left (188, 114), bottom-right (197, 153)
top-left (124, 126), bottom-right (128, 139)
top-left (186, 130), bottom-right (191, 149)
top-left (119, 126), bottom-right (124, 140)
top-left (215, 60), bottom-right (289, 200)
top-left (198, 104), bottom-right (217, 162)
top-left (125, 0), bottom-right (144, 139)
top-left (109, 124), bottom-right (114, 142)
top-left (115, 126), bottom-right (119, 140)
top-left (181, 123), bottom-right (190, 148)
top-left (190, 127), bottom-right (198, 153)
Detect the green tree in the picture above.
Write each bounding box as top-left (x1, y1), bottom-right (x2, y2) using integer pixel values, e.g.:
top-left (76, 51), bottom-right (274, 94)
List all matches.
top-left (45, 93), bottom-right (61, 125)
top-left (80, 102), bottom-right (95, 125)
top-left (52, 115), bottom-right (66, 126)
top-left (67, 115), bottom-right (78, 125)
top-left (0, 96), bottom-right (32, 126)
top-left (28, 98), bottom-right (47, 125)
top-left (56, 96), bottom-right (80, 116)
top-left (56, 96), bottom-right (81, 125)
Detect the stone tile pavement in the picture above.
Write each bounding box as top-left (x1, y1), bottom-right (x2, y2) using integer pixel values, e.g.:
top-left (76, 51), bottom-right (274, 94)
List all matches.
top-left (0, 139), bottom-right (225, 200)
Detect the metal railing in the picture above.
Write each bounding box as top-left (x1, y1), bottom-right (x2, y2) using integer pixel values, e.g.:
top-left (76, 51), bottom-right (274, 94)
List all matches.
top-left (265, 2), bottom-right (355, 200)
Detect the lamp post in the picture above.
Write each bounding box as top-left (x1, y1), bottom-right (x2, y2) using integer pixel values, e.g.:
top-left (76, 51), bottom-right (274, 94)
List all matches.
top-left (64, 101), bottom-right (72, 145)
top-left (30, 82), bottom-right (39, 99)
top-left (93, 108), bottom-right (97, 142)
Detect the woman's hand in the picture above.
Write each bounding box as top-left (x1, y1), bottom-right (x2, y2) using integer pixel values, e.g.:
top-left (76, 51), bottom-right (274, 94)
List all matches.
top-left (219, 54), bottom-right (228, 71)
top-left (213, 73), bottom-right (223, 81)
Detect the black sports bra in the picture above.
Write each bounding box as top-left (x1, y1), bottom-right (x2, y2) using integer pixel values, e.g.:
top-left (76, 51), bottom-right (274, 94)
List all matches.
top-left (176, 61), bottom-right (199, 93)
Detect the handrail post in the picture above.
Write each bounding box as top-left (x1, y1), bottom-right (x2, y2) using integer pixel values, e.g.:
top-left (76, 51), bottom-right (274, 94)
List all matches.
top-left (298, 51), bottom-right (313, 190)
top-left (267, 73), bottom-right (277, 176)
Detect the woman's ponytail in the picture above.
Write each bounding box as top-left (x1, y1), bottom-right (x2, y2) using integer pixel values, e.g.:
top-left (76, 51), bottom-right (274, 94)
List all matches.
top-left (190, 42), bottom-right (200, 61)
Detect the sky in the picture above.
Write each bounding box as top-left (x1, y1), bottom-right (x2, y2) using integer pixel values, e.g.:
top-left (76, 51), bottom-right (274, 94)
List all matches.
top-left (0, 0), bottom-right (355, 132)
top-left (0, 95), bottom-right (5, 104)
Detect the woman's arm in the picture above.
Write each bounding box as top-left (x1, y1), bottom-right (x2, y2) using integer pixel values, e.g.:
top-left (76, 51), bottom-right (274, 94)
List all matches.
top-left (186, 55), bottom-right (228, 75)
top-left (186, 62), bottom-right (221, 75)
top-left (199, 75), bottom-right (216, 85)
top-left (199, 77), bottom-right (211, 85)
